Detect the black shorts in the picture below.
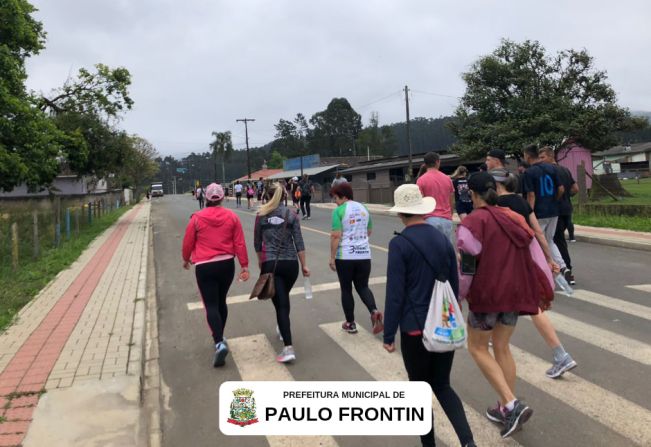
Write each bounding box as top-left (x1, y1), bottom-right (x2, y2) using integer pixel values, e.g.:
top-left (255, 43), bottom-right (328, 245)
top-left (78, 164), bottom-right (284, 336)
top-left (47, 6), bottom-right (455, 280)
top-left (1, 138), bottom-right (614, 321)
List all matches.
top-left (467, 311), bottom-right (518, 331)
top-left (456, 201), bottom-right (473, 215)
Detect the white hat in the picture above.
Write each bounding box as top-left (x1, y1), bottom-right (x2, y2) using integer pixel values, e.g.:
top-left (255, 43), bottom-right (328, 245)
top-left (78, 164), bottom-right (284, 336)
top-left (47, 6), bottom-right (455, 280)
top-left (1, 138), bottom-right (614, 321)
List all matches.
top-left (292, 176), bottom-right (299, 181)
top-left (388, 184), bottom-right (436, 215)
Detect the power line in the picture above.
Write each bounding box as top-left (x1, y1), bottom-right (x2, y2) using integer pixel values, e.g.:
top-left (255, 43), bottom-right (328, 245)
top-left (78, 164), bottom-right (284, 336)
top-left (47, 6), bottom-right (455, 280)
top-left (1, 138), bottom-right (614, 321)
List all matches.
top-left (411, 89), bottom-right (461, 99)
top-left (357, 90), bottom-right (403, 110)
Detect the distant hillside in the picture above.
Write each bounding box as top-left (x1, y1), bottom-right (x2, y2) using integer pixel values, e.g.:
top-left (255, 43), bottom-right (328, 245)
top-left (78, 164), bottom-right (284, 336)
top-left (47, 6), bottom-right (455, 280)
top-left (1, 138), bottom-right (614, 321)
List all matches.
top-left (387, 116), bottom-right (457, 155)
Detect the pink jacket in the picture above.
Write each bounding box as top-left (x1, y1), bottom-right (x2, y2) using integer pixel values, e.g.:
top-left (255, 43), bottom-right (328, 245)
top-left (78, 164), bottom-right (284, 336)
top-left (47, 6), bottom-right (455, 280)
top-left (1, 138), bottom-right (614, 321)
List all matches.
top-left (182, 207), bottom-right (249, 267)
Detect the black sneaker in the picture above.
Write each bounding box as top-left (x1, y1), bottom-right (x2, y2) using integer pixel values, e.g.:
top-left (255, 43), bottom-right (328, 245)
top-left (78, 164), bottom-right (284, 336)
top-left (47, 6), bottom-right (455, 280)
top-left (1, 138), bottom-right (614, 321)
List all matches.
top-left (342, 321), bottom-right (358, 334)
top-left (486, 403), bottom-right (505, 424)
top-left (500, 400), bottom-right (533, 438)
top-left (213, 342), bottom-right (229, 367)
top-left (564, 269), bottom-right (576, 285)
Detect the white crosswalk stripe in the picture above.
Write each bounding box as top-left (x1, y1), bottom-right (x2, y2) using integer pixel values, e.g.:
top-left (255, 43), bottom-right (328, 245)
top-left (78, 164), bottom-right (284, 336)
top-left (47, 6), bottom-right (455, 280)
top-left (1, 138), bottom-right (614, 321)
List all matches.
top-left (227, 334), bottom-right (339, 447)
top-left (569, 289), bottom-right (651, 321)
top-left (626, 284), bottom-right (651, 293)
top-left (545, 311), bottom-right (651, 366)
top-left (510, 346), bottom-right (651, 446)
top-left (187, 276), bottom-right (388, 310)
top-left (319, 322), bottom-right (520, 447)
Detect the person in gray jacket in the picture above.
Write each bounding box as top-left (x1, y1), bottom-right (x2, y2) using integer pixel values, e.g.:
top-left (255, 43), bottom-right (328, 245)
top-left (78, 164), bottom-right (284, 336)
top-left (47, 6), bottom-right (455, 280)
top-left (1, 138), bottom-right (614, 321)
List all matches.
top-left (254, 183), bottom-right (310, 363)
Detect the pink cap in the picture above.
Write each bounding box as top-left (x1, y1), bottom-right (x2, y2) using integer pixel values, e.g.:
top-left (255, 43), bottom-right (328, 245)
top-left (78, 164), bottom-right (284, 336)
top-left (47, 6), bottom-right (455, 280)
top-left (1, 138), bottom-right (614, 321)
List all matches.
top-left (205, 183), bottom-right (224, 201)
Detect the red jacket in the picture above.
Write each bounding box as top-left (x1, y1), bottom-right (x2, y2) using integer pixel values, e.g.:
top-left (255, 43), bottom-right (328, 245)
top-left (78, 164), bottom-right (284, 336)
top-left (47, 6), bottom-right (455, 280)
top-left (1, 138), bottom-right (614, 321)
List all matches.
top-left (459, 206), bottom-right (553, 314)
top-left (182, 207), bottom-right (249, 267)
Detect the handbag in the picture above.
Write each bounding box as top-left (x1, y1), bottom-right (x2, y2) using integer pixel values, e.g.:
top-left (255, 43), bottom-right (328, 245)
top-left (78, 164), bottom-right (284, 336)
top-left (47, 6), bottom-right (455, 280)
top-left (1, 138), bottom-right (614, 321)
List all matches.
top-left (250, 210), bottom-right (290, 300)
top-left (396, 232), bottom-right (466, 352)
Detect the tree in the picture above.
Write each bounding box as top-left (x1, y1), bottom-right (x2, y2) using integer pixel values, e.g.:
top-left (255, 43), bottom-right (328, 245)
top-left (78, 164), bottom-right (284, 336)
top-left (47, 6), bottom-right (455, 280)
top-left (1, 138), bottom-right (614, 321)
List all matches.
top-left (209, 131), bottom-right (234, 183)
top-left (450, 39), bottom-right (647, 159)
top-left (273, 113), bottom-right (310, 158)
top-left (0, 0), bottom-right (65, 192)
top-left (268, 150), bottom-right (285, 169)
top-left (118, 136), bottom-right (159, 197)
top-left (309, 98), bottom-right (362, 156)
top-left (357, 112), bottom-right (398, 157)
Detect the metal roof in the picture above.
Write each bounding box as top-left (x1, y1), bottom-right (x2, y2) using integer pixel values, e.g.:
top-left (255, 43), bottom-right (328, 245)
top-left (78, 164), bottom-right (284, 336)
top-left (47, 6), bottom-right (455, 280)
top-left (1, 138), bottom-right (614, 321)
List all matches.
top-left (266, 164), bottom-right (340, 180)
top-left (341, 153), bottom-right (459, 174)
top-left (594, 142), bottom-right (651, 157)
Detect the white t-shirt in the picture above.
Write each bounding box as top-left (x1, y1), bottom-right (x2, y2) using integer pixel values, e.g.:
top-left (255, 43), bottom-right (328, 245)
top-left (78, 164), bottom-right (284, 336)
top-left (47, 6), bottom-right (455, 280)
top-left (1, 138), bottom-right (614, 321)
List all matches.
top-left (234, 184), bottom-right (243, 194)
top-left (331, 200), bottom-right (372, 260)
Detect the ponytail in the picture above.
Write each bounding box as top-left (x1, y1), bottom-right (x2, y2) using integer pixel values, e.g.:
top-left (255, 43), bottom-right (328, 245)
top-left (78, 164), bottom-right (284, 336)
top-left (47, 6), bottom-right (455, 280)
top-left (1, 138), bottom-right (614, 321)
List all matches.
top-left (258, 183), bottom-right (284, 216)
top-left (480, 188), bottom-right (499, 206)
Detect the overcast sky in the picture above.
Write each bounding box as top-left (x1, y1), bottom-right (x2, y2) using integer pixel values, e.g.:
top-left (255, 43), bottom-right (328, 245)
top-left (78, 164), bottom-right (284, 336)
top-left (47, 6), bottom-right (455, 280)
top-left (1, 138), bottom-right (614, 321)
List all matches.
top-left (26, 0), bottom-right (651, 157)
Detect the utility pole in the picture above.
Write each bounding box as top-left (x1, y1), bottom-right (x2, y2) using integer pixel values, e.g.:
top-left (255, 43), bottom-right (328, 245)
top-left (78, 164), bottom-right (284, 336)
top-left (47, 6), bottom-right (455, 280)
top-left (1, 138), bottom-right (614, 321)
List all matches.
top-left (404, 85), bottom-right (413, 182)
top-left (236, 118), bottom-right (255, 179)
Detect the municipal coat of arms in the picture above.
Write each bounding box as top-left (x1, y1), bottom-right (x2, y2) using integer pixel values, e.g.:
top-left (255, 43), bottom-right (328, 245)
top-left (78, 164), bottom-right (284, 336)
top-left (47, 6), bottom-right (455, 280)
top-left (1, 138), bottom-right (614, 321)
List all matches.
top-left (228, 388), bottom-right (259, 426)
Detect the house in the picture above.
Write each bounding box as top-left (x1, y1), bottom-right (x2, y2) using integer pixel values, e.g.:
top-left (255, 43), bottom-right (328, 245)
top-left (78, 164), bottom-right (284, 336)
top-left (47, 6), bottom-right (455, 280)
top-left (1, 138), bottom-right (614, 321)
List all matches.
top-left (340, 152), bottom-right (480, 204)
top-left (0, 175), bottom-right (109, 199)
top-left (232, 168), bottom-right (283, 184)
top-left (593, 142), bottom-right (651, 177)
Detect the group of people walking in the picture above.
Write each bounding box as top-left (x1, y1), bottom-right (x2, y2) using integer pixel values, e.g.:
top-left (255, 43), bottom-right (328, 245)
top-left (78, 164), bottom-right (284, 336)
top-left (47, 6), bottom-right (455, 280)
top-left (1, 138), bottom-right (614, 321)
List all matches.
top-left (181, 145), bottom-right (579, 445)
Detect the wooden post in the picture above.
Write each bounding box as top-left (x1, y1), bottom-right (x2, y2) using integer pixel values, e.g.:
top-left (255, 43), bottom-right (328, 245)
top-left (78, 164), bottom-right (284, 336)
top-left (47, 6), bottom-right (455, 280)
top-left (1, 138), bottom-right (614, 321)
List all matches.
top-left (65, 208), bottom-right (71, 240)
top-left (75, 206), bottom-right (80, 236)
top-left (577, 161), bottom-right (588, 211)
top-left (33, 211), bottom-right (39, 259)
top-left (11, 222), bottom-right (19, 271)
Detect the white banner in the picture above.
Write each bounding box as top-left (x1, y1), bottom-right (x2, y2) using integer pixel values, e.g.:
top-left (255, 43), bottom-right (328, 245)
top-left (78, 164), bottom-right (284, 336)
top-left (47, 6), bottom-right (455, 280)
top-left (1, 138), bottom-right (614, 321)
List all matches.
top-left (219, 381), bottom-right (432, 436)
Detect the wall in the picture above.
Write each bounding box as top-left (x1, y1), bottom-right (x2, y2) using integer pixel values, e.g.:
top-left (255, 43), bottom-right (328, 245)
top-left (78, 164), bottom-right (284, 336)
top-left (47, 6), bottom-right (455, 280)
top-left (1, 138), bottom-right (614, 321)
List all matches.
top-left (558, 145), bottom-right (592, 189)
top-left (0, 177), bottom-right (108, 198)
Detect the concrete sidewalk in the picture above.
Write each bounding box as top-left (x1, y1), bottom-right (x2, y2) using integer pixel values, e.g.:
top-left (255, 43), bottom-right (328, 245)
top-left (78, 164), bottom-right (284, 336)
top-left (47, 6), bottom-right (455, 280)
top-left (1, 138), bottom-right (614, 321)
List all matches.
top-left (312, 202), bottom-right (651, 251)
top-left (0, 202), bottom-right (151, 447)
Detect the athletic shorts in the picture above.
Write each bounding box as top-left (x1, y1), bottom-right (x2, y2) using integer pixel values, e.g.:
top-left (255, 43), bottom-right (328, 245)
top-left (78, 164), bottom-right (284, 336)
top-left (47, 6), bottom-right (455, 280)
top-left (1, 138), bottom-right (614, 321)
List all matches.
top-left (467, 311), bottom-right (518, 331)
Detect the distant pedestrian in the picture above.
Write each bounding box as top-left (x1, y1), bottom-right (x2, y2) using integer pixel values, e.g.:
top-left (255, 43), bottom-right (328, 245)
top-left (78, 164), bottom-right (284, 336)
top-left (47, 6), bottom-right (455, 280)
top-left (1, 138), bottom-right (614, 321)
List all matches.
top-left (384, 184), bottom-right (476, 447)
top-left (299, 174), bottom-right (314, 220)
top-left (290, 177), bottom-right (300, 208)
top-left (254, 183), bottom-right (310, 363)
top-left (329, 183), bottom-right (383, 335)
top-left (457, 172), bottom-right (554, 438)
top-left (256, 177), bottom-right (264, 202)
top-left (234, 181), bottom-right (243, 208)
top-left (196, 184), bottom-right (205, 209)
top-left (416, 152), bottom-right (455, 241)
top-left (331, 172), bottom-right (348, 189)
top-left (451, 165), bottom-right (472, 220)
top-left (246, 182), bottom-right (255, 209)
top-left (182, 183), bottom-right (249, 367)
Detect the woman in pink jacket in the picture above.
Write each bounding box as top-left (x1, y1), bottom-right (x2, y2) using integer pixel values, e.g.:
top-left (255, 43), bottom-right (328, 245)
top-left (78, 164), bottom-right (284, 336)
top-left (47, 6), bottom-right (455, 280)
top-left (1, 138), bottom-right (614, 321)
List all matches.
top-left (182, 183), bottom-right (249, 367)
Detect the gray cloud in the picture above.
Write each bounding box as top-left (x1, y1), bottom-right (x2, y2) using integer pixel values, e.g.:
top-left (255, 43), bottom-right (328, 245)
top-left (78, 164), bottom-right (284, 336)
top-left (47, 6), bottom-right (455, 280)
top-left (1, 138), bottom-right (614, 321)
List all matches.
top-left (25, 0), bottom-right (651, 156)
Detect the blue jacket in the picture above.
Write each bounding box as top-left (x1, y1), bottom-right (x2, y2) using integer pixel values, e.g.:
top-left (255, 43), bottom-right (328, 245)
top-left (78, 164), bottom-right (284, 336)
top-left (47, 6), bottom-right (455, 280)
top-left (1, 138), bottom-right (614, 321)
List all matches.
top-left (383, 223), bottom-right (459, 344)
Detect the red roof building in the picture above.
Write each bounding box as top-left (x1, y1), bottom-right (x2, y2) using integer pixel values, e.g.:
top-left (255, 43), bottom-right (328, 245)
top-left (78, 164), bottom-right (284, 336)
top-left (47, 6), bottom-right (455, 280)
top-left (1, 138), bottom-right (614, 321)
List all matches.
top-left (232, 169), bottom-right (283, 183)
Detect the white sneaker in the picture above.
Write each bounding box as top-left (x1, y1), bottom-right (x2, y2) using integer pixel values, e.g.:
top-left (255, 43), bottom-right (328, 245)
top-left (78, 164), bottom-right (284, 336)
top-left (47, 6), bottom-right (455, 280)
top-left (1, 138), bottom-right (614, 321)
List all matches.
top-left (276, 346), bottom-right (295, 363)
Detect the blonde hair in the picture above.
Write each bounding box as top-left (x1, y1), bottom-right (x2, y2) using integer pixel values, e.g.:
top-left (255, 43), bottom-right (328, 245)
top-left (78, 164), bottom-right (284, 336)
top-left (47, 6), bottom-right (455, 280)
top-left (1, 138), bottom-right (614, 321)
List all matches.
top-left (451, 165), bottom-right (468, 179)
top-left (258, 182), bottom-right (284, 216)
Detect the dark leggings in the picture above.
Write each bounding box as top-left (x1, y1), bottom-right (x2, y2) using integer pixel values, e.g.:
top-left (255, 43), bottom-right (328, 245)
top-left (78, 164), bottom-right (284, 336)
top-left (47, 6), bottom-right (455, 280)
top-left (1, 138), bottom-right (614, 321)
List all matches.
top-left (262, 260), bottom-right (299, 346)
top-left (335, 259), bottom-right (377, 323)
top-left (567, 214), bottom-right (575, 240)
top-left (300, 195), bottom-right (311, 217)
top-left (553, 214), bottom-right (573, 270)
top-left (401, 335), bottom-right (474, 447)
top-left (195, 259), bottom-right (235, 344)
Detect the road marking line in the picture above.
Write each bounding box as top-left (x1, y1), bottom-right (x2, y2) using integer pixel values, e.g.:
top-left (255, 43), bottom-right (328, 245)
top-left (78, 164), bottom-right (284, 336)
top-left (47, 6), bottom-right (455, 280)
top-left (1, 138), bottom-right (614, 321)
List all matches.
top-left (545, 312), bottom-right (651, 366)
top-left (570, 289), bottom-right (651, 321)
top-left (510, 346), bottom-right (651, 446)
top-left (319, 322), bottom-right (520, 447)
top-left (627, 284), bottom-right (651, 293)
top-left (228, 334), bottom-right (339, 447)
top-left (187, 276), bottom-right (388, 310)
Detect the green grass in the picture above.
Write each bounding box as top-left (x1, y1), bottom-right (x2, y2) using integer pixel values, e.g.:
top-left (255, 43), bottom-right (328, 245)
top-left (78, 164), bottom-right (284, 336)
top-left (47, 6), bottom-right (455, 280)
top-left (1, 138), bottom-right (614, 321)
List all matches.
top-left (572, 212), bottom-right (651, 233)
top-left (589, 177), bottom-right (651, 205)
top-left (0, 205), bottom-right (131, 332)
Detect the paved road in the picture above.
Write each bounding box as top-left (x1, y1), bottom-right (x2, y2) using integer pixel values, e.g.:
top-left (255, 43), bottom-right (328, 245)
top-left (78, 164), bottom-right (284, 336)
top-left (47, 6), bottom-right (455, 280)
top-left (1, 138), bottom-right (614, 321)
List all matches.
top-left (152, 195), bottom-right (651, 447)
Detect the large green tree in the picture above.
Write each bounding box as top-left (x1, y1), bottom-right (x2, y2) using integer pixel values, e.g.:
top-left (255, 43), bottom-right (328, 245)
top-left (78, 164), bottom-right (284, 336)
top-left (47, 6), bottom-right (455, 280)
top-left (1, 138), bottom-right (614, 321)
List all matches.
top-left (356, 112), bottom-right (397, 157)
top-left (118, 136), bottom-right (159, 197)
top-left (209, 131), bottom-right (233, 183)
top-left (450, 39), bottom-right (647, 158)
top-left (0, 0), bottom-right (64, 191)
top-left (309, 98), bottom-right (362, 156)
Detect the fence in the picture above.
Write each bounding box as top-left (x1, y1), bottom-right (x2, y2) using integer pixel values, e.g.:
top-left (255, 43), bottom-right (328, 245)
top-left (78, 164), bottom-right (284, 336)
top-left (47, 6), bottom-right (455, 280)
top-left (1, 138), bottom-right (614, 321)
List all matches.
top-left (0, 191), bottom-right (125, 272)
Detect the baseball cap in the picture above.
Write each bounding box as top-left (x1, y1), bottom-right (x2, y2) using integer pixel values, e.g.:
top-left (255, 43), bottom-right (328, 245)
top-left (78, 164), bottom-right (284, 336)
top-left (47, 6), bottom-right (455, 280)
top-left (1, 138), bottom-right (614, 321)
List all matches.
top-left (487, 149), bottom-right (506, 162)
top-left (205, 183), bottom-right (224, 201)
top-left (468, 172), bottom-right (497, 193)
top-left (488, 168), bottom-right (511, 183)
